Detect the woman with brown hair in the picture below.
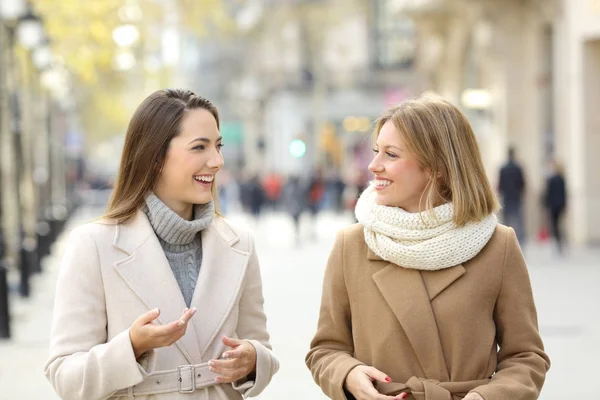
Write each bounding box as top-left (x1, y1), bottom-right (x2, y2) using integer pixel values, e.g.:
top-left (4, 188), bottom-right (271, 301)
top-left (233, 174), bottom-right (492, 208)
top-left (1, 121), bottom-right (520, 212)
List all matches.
top-left (45, 89), bottom-right (278, 399)
top-left (306, 95), bottom-right (550, 400)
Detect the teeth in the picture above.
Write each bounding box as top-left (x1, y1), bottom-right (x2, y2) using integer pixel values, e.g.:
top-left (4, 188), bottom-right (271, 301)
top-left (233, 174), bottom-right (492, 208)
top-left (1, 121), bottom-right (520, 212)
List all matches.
top-left (194, 176), bottom-right (213, 183)
top-left (374, 179), bottom-right (391, 187)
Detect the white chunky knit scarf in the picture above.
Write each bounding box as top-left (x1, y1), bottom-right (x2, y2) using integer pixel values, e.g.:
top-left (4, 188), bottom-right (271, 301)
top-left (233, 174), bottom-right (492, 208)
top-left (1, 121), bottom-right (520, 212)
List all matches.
top-left (355, 184), bottom-right (498, 270)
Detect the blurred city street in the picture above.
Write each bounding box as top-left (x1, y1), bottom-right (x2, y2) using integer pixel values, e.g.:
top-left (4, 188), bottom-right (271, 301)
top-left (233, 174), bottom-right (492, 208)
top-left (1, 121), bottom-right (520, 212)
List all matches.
top-left (1, 1), bottom-right (600, 399)
top-left (0, 200), bottom-right (598, 400)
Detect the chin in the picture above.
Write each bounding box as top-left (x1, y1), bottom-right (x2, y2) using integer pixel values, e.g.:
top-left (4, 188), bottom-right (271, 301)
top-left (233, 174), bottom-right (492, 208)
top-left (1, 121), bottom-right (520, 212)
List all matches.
top-left (190, 193), bottom-right (213, 205)
top-left (374, 194), bottom-right (390, 207)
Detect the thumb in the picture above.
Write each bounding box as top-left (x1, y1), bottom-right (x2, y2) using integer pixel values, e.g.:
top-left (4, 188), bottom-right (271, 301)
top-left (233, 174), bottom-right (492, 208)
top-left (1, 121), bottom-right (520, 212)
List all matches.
top-left (135, 308), bottom-right (160, 326)
top-left (221, 336), bottom-right (243, 348)
top-left (363, 366), bottom-right (392, 384)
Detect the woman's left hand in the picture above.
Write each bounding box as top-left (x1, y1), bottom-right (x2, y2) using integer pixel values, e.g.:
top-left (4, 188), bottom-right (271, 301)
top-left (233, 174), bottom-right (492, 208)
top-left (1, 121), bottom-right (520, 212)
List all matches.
top-left (463, 393), bottom-right (484, 400)
top-left (209, 336), bottom-right (257, 383)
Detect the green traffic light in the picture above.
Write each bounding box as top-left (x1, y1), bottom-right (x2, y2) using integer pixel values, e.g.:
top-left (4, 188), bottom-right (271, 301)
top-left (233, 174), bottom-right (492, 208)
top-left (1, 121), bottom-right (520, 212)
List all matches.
top-left (289, 139), bottom-right (306, 158)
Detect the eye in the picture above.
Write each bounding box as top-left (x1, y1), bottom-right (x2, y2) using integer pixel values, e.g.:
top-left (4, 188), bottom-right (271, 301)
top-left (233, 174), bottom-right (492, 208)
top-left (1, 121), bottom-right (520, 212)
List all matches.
top-left (217, 143), bottom-right (224, 150)
top-left (372, 148), bottom-right (379, 154)
top-left (192, 145), bottom-right (205, 151)
top-left (386, 152), bottom-right (398, 159)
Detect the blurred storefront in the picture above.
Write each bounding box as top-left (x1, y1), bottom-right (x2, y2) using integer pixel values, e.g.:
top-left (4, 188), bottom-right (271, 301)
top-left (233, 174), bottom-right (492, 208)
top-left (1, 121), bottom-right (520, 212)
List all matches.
top-left (235, 0), bottom-right (416, 180)
top-left (554, 0), bottom-right (600, 245)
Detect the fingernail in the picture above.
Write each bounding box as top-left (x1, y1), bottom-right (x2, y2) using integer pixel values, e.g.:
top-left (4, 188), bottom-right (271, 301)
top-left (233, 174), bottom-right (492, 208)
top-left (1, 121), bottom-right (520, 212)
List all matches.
top-left (400, 393), bottom-right (408, 399)
top-left (222, 352), bottom-right (230, 359)
top-left (209, 367), bottom-right (216, 372)
top-left (154, 308), bottom-right (160, 314)
top-left (191, 308), bottom-right (197, 315)
top-left (385, 376), bottom-right (392, 382)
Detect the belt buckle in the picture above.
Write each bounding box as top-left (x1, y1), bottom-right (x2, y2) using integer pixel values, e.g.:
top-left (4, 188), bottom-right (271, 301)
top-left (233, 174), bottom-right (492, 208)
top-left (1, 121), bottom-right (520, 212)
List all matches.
top-left (177, 365), bottom-right (196, 393)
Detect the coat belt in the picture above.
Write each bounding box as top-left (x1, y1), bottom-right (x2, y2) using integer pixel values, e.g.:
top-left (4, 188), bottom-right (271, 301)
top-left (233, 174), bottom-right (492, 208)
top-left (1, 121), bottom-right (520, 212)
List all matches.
top-left (378, 376), bottom-right (491, 400)
top-left (113, 363), bottom-right (218, 397)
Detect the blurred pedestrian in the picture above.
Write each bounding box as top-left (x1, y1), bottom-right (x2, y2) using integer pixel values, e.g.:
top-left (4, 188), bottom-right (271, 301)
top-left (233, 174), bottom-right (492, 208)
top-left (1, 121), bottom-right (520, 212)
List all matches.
top-left (307, 96), bottom-right (549, 400)
top-left (283, 175), bottom-right (306, 243)
top-left (544, 160), bottom-right (567, 253)
top-left (307, 169), bottom-right (325, 216)
top-left (248, 175), bottom-right (266, 219)
top-left (262, 172), bottom-right (283, 210)
top-left (45, 89), bottom-right (278, 400)
top-left (498, 146), bottom-right (526, 245)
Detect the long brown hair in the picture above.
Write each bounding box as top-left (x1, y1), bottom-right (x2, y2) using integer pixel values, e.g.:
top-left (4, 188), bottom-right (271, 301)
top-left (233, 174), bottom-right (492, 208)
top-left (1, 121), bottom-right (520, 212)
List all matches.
top-left (104, 89), bottom-right (221, 224)
top-left (373, 94), bottom-right (499, 226)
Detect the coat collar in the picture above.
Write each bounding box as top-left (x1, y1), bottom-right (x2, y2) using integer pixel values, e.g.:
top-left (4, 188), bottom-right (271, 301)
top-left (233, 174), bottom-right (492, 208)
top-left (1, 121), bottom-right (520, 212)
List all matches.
top-left (370, 250), bottom-right (466, 381)
top-left (112, 211), bottom-right (248, 363)
top-left (113, 210), bottom-right (239, 254)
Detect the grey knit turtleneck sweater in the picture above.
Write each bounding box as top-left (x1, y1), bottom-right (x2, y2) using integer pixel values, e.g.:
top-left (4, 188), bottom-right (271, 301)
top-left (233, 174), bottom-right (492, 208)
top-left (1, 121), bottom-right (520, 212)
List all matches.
top-left (144, 192), bottom-right (215, 307)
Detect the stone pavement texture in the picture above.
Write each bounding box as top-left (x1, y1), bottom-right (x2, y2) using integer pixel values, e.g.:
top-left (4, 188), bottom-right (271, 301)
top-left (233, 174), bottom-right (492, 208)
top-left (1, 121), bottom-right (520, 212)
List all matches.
top-left (0, 206), bottom-right (598, 400)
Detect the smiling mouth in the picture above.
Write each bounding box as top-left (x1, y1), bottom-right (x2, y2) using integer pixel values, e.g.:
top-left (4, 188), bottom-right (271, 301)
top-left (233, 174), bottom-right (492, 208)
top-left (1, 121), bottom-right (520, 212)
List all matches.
top-left (373, 179), bottom-right (392, 188)
top-left (194, 175), bottom-right (214, 184)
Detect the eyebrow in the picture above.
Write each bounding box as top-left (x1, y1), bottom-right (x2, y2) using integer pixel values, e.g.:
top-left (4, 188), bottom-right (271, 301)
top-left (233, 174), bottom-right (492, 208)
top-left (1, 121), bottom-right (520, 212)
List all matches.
top-left (375, 144), bottom-right (403, 151)
top-left (188, 136), bottom-right (223, 145)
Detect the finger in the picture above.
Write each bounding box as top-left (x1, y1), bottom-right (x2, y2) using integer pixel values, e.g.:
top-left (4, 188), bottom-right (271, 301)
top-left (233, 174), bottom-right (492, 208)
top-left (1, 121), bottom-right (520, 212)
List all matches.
top-left (222, 348), bottom-right (244, 359)
top-left (214, 373), bottom-right (239, 384)
top-left (361, 385), bottom-right (397, 400)
top-left (179, 308), bottom-right (197, 325)
top-left (363, 366), bottom-right (392, 384)
top-left (221, 336), bottom-right (243, 348)
top-left (209, 358), bottom-right (240, 372)
top-left (135, 308), bottom-right (160, 326)
top-left (151, 319), bottom-right (188, 337)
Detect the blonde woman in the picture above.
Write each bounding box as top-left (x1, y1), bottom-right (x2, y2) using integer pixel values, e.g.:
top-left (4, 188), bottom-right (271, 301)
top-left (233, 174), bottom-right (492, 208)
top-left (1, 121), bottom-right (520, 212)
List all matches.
top-left (45, 89), bottom-right (278, 399)
top-left (306, 95), bottom-right (550, 400)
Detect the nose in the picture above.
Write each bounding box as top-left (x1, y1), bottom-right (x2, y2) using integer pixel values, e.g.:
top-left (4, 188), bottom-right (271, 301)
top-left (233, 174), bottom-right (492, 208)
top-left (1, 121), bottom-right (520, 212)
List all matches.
top-left (368, 154), bottom-right (383, 174)
top-left (207, 149), bottom-right (224, 170)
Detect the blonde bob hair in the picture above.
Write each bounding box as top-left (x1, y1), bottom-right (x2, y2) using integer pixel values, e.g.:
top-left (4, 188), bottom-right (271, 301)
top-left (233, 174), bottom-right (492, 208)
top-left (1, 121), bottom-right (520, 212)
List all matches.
top-left (373, 94), bottom-right (499, 226)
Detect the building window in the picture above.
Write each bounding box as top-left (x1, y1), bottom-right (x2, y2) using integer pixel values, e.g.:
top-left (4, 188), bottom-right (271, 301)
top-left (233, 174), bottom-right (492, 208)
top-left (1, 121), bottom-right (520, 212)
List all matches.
top-left (372, 0), bottom-right (415, 69)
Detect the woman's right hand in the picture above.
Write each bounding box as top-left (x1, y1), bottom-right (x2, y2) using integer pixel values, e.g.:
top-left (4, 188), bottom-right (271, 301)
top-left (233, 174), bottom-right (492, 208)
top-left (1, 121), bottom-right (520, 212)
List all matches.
top-left (129, 307), bottom-right (197, 359)
top-left (344, 365), bottom-right (408, 400)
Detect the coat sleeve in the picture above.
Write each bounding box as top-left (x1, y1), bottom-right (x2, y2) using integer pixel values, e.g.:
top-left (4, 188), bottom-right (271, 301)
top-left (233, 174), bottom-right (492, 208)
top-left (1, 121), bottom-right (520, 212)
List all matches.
top-left (44, 227), bottom-right (145, 400)
top-left (232, 232), bottom-right (279, 398)
top-left (472, 227), bottom-right (550, 400)
top-left (305, 230), bottom-right (364, 400)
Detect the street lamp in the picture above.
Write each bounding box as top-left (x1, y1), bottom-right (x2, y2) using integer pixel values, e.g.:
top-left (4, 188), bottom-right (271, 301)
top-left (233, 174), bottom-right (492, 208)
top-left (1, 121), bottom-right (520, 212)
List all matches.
top-left (0, 0), bottom-right (28, 340)
top-left (15, 8), bottom-right (43, 50)
top-left (32, 39), bottom-right (52, 70)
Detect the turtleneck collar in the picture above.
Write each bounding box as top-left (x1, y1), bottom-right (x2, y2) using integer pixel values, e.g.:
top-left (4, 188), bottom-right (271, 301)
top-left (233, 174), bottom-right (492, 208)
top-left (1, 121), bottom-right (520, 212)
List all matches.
top-left (144, 192), bottom-right (215, 246)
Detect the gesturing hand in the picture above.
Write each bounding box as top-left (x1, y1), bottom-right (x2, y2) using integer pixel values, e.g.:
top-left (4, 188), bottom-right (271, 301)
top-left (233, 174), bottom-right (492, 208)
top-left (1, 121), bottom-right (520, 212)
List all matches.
top-left (129, 307), bottom-right (197, 359)
top-left (464, 393), bottom-right (484, 400)
top-left (344, 365), bottom-right (408, 400)
top-left (208, 336), bottom-right (257, 384)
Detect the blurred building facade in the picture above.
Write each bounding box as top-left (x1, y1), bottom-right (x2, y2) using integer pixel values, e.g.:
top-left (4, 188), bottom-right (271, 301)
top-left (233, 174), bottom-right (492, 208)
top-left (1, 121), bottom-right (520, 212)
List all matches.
top-left (400, 0), bottom-right (599, 246)
top-left (233, 0), bottom-right (416, 184)
top-left (553, 0), bottom-right (600, 246)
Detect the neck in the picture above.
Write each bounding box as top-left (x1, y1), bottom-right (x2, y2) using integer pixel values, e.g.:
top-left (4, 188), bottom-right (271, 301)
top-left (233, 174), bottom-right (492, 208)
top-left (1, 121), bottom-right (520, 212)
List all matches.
top-left (144, 192), bottom-right (215, 246)
top-left (154, 194), bottom-right (194, 221)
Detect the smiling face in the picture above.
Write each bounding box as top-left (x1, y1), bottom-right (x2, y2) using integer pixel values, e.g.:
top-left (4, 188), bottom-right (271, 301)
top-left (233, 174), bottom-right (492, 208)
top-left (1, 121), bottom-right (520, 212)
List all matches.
top-left (368, 120), bottom-right (430, 212)
top-left (154, 108), bottom-right (224, 220)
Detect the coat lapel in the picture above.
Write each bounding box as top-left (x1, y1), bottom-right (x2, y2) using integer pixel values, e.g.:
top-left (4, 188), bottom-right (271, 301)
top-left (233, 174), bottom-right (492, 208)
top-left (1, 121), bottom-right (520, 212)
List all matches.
top-left (188, 218), bottom-right (250, 358)
top-left (112, 211), bottom-right (202, 364)
top-left (420, 264), bottom-right (465, 301)
top-left (370, 248), bottom-right (459, 381)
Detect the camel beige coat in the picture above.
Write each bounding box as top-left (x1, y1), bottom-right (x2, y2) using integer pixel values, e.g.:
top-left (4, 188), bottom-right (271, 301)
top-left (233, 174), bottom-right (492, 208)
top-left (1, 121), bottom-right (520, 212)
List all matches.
top-left (45, 211), bottom-right (278, 400)
top-left (306, 224), bottom-right (549, 400)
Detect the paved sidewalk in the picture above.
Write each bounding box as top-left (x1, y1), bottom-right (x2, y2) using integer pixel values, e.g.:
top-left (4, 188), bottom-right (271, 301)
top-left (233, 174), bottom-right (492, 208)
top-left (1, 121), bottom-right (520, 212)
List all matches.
top-left (0, 207), bottom-right (102, 399)
top-left (0, 206), bottom-right (598, 400)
